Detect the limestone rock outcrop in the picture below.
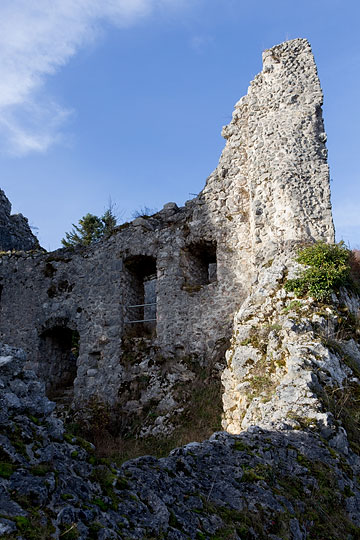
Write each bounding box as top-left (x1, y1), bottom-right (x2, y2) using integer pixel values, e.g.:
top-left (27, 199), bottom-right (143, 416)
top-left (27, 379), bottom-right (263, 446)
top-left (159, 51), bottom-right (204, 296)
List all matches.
top-left (0, 189), bottom-right (39, 252)
top-left (1, 344), bottom-right (360, 539)
top-left (222, 257), bottom-right (360, 447)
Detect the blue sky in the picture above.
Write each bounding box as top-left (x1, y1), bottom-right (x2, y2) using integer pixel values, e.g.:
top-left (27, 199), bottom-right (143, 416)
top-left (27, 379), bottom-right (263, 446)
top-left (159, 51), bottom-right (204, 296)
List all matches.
top-left (0, 0), bottom-right (359, 250)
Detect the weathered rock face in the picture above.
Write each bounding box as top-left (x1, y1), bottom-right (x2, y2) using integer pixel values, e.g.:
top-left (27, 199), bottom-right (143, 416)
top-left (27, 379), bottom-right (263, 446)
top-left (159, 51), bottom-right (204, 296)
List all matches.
top-left (1, 344), bottom-right (360, 539)
top-left (0, 38), bottom-right (334, 436)
top-left (0, 189), bottom-right (39, 252)
top-left (222, 255), bottom-right (360, 454)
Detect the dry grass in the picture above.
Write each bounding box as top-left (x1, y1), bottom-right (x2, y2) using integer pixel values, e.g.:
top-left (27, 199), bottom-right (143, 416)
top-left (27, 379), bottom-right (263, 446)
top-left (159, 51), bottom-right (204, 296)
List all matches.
top-left (85, 371), bottom-right (223, 463)
top-left (350, 249), bottom-right (360, 284)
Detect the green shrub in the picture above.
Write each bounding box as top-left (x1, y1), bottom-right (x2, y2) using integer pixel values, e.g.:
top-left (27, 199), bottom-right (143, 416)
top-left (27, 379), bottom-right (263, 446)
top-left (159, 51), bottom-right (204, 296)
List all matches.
top-left (61, 208), bottom-right (117, 248)
top-left (88, 522), bottom-right (104, 539)
top-left (284, 241), bottom-right (351, 301)
top-left (92, 497), bottom-right (108, 511)
top-left (13, 514), bottom-right (56, 540)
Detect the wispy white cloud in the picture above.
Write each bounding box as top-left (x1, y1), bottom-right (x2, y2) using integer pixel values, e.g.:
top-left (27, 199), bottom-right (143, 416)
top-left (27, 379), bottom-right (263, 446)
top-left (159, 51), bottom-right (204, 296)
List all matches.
top-left (0, 0), bottom-right (184, 156)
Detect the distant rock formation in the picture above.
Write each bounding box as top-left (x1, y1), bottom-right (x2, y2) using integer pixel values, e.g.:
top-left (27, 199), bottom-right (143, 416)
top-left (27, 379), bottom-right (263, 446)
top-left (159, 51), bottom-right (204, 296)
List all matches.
top-left (0, 189), bottom-right (39, 252)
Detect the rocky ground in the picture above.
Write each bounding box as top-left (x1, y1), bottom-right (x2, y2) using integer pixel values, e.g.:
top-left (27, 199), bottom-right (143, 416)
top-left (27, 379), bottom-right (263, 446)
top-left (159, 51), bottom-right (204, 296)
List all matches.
top-left (1, 343), bottom-right (360, 539)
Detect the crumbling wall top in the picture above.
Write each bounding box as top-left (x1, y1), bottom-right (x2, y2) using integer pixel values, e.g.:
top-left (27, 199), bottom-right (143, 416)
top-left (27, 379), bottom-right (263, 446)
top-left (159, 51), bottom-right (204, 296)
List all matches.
top-left (203, 37), bottom-right (334, 267)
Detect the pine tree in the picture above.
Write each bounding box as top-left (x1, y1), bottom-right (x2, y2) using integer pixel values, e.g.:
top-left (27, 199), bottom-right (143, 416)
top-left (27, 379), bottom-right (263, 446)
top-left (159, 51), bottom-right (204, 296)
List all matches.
top-left (61, 209), bottom-right (117, 248)
top-left (101, 209), bottom-right (117, 235)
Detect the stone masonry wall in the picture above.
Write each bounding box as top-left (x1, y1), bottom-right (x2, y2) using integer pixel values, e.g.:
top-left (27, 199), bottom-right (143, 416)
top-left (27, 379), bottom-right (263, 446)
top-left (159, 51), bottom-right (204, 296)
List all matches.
top-left (202, 38), bottom-right (334, 268)
top-left (0, 38), bottom-right (335, 436)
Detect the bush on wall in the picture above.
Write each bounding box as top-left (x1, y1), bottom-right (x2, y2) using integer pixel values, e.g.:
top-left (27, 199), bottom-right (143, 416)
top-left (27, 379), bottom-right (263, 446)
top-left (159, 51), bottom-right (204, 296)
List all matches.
top-left (284, 241), bottom-right (351, 301)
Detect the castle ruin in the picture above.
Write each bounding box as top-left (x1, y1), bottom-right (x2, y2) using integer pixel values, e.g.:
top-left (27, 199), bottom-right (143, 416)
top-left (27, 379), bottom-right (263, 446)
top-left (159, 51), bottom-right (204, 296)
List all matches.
top-left (3, 38), bottom-right (360, 539)
top-left (0, 38), bottom-right (335, 435)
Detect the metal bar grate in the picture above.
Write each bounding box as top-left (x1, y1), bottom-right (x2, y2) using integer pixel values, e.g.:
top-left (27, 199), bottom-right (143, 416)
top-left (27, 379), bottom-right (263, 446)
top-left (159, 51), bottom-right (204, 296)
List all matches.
top-left (125, 302), bottom-right (157, 324)
top-left (127, 303), bottom-right (157, 308)
top-left (124, 318), bottom-right (157, 324)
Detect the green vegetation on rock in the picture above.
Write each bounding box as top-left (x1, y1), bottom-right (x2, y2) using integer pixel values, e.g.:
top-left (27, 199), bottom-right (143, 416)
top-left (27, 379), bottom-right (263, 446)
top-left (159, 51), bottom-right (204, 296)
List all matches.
top-left (285, 241), bottom-right (351, 301)
top-left (0, 461), bottom-right (15, 478)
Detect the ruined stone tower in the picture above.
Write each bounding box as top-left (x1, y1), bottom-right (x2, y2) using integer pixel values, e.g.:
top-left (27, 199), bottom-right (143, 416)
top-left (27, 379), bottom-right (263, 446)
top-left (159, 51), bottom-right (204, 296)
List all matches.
top-left (0, 38), bottom-right (335, 436)
top-left (202, 38), bottom-right (334, 263)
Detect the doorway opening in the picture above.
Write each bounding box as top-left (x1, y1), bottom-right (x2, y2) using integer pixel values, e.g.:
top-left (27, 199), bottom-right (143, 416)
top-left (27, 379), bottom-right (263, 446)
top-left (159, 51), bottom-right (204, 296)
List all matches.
top-left (39, 325), bottom-right (79, 400)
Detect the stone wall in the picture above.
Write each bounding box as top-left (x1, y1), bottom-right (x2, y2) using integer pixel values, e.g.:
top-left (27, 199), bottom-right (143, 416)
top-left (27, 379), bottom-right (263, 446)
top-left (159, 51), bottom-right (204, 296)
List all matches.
top-left (0, 202), bottom-right (244, 434)
top-left (202, 38), bottom-right (334, 267)
top-left (0, 38), bottom-right (335, 435)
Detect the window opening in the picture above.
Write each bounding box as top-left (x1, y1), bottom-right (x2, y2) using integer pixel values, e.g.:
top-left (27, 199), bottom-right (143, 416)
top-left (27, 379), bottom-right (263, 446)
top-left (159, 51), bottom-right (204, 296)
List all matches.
top-left (184, 241), bottom-right (217, 287)
top-left (123, 255), bottom-right (157, 337)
